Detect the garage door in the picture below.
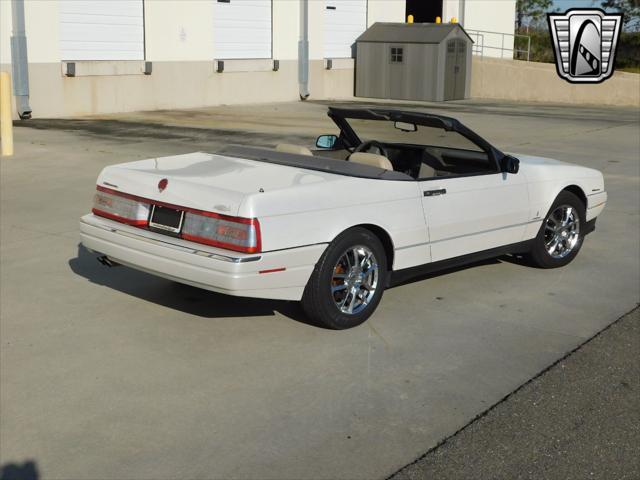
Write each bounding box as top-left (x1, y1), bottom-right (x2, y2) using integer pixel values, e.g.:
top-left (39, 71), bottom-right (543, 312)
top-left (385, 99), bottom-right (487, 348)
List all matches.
top-left (213, 0), bottom-right (272, 59)
top-left (324, 0), bottom-right (367, 58)
top-left (59, 0), bottom-right (144, 61)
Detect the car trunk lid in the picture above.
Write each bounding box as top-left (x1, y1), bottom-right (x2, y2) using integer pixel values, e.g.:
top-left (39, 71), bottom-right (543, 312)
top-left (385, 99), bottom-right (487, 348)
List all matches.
top-left (96, 151), bottom-right (333, 216)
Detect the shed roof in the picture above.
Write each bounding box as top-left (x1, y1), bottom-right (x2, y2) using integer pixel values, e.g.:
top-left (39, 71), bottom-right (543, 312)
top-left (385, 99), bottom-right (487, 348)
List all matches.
top-left (356, 22), bottom-right (473, 44)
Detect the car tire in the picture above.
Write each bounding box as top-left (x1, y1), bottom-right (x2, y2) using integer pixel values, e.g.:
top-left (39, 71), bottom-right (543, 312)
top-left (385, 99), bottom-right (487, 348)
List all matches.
top-left (301, 227), bottom-right (388, 330)
top-left (526, 191), bottom-right (586, 269)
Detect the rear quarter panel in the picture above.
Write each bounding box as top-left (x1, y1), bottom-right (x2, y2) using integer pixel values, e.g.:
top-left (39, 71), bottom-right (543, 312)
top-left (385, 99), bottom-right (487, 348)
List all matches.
top-left (238, 177), bottom-right (428, 270)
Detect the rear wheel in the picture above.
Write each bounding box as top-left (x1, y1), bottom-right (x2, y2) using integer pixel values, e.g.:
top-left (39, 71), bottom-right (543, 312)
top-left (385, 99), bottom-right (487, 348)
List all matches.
top-left (301, 227), bottom-right (388, 329)
top-left (527, 191), bottom-right (586, 268)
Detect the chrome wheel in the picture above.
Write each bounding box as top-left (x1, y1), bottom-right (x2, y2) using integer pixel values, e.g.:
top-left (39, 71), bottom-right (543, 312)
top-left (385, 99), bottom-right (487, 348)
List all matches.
top-left (544, 204), bottom-right (581, 259)
top-left (331, 246), bottom-right (379, 315)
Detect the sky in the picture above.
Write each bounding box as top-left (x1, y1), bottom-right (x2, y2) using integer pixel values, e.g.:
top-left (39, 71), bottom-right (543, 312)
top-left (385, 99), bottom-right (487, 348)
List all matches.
top-left (553, 0), bottom-right (608, 11)
top-left (552, 0), bottom-right (638, 30)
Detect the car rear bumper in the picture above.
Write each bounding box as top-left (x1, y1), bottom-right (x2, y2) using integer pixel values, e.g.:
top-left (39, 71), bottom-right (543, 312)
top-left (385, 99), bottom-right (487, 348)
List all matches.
top-left (79, 214), bottom-right (326, 301)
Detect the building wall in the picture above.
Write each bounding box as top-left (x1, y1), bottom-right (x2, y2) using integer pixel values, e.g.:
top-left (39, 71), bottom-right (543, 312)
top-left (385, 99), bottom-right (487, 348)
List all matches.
top-left (451, 0), bottom-right (517, 59)
top-left (0, 0), bottom-right (406, 118)
top-left (144, 1), bottom-right (215, 62)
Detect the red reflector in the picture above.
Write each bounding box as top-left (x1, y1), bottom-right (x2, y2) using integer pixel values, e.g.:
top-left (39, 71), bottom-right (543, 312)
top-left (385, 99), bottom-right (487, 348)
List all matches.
top-left (259, 267), bottom-right (286, 274)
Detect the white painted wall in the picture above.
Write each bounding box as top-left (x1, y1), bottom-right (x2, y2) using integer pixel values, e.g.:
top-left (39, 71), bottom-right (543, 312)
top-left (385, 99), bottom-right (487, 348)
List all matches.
top-left (2, 0), bottom-right (518, 66)
top-left (20, 0), bottom-right (62, 64)
top-left (458, 0), bottom-right (517, 59)
top-left (308, 0), bottom-right (325, 61)
top-left (442, 0), bottom-right (462, 23)
top-left (0, 0), bottom-right (12, 66)
top-left (461, 0), bottom-right (516, 35)
top-left (324, 0), bottom-right (367, 58)
top-left (144, 1), bottom-right (213, 62)
top-left (272, 0), bottom-right (299, 60)
top-left (367, 0), bottom-right (406, 26)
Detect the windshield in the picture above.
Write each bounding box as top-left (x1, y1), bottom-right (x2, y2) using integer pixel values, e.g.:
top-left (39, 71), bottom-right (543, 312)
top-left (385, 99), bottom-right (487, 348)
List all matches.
top-left (346, 118), bottom-right (483, 152)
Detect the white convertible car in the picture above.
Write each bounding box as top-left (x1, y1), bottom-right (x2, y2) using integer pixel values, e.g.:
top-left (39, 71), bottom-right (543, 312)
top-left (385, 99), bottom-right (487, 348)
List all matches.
top-left (80, 107), bottom-right (607, 329)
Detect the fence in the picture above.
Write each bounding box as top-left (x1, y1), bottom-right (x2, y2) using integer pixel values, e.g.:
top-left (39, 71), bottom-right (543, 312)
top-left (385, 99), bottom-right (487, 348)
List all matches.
top-left (465, 29), bottom-right (531, 61)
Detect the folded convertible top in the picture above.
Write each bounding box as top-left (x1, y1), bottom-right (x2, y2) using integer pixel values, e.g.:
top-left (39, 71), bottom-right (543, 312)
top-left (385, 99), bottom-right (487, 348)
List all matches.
top-left (222, 145), bottom-right (414, 181)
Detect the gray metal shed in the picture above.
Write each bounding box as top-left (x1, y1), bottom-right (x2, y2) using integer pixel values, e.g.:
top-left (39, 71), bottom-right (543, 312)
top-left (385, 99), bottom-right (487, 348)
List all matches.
top-left (355, 23), bottom-right (473, 102)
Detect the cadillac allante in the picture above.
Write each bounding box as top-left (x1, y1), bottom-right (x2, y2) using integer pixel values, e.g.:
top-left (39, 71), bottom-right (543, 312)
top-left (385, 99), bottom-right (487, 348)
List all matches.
top-left (80, 107), bottom-right (607, 329)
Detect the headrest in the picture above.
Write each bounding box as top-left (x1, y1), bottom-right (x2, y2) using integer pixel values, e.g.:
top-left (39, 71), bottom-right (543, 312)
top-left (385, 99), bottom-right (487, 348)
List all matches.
top-left (349, 152), bottom-right (393, 171)
top-left (275, 144), bottom-right (313, 156)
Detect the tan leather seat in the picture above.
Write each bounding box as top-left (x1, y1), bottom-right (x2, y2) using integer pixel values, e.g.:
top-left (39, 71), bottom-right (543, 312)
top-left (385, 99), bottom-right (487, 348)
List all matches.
top-left (418, 163), bottom-right (436, 179)
top-left (349, 152), bottom-right (393, 171)
top-left (275, 143), bottom-right (313, 156)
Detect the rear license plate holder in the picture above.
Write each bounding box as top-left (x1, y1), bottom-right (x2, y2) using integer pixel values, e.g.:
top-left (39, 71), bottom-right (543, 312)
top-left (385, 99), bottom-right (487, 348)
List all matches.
top-left (149, 205), bottom-right (184, 234)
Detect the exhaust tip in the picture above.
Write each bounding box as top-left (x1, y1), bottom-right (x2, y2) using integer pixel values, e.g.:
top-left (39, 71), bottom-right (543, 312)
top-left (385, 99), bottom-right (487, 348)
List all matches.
top-left (97, 255), bottom-right (119, 267)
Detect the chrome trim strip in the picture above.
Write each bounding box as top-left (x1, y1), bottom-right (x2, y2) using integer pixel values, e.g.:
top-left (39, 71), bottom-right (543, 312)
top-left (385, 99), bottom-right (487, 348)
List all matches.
top-left (81, 219), bottom-right (261, 263)
top-left (396, 220), bottom-right (541, 250)
top-left (587, 190), bottom-right (606, 197)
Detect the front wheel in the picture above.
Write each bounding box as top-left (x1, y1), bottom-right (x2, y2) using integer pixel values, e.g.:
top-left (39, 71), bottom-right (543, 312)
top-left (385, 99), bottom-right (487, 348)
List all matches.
top-left (526, 191), bottom-right (586, 268)
top-left (301, 227), bottom-right (388, 329)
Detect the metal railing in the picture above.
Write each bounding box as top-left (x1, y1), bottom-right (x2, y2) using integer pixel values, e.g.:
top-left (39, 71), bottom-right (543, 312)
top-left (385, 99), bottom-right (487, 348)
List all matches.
top-left (465, 29), bottom-right (531, 61)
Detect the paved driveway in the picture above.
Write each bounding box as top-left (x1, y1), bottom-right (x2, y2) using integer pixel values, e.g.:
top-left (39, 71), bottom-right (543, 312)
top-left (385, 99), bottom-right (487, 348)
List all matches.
top-left (1, 100), bottom-right (638, 479)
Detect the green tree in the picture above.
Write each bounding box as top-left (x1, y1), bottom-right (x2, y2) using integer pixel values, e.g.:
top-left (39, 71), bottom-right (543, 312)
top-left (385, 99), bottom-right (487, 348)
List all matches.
top-left (601, 0), bottom-right (640, 30)
top-left (516, 0), bottom-right (553, 30)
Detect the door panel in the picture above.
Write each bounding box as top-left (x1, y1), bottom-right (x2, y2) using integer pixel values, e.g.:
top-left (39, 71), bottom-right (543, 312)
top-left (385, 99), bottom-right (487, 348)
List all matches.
top-left (421, 173), bottom-right (530, 262)
top-left (324, 0), bottom-right (367, 58)
top-left (213, 0), bottom-right (272, 59)
top-left (60, 0), bottom-right (144, 61)
top-left (444, 40), bottom-right (456, 100)
top-left (454, 40), bottom-right (467, 99)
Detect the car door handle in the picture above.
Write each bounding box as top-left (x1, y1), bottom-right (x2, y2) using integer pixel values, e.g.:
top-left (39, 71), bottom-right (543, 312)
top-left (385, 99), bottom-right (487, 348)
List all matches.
top-left (424, 188), bottom-right (447, 197)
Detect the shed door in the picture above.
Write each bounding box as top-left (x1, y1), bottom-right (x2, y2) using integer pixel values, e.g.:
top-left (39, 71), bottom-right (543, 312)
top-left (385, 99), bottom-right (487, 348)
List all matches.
top-left (213, 0), bottom-right (272, 59)
top-left (324, 0), bottom-right (367, 58)
top-left (454, 40), bottom-right (467, 98)
top-left (60, 0), bottom-right (144, 61)
top-left (444, 39), bottom-right (466, 100)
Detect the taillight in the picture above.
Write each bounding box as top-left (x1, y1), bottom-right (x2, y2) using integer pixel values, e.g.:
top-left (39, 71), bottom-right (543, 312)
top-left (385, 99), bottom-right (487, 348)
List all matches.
top-left (182, 211), bottom-right (261, 253)
top-left (91, 185), bottom-right (261, 253)
top-left (92, 187), bottom-right (150, 226)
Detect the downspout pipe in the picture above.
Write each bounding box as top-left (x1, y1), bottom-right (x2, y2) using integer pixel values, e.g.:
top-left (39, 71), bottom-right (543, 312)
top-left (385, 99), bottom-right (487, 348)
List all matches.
top-left (298, 0), bottom-right (310, 100)
top-left (10, 0), bottom-right (32, 119)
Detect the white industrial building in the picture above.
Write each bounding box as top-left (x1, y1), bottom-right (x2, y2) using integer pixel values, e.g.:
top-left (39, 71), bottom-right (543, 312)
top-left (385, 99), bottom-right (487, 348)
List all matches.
top-left (0, 0), bottom-right (516, 118)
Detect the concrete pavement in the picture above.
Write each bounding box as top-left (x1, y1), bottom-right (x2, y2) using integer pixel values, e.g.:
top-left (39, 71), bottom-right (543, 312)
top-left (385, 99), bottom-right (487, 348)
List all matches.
top-left (1, 100), bottom-right (638, 479)
top-left (391, 307), bottom-right (640, 480)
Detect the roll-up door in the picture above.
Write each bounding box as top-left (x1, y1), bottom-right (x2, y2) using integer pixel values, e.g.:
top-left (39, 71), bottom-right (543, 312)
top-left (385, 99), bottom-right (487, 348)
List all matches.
top-left (324, 0), bottom-right (367, 58)
top-left (213, 0), bottom-right (272, 59)
top-left (60, 0), bottom-right (144, 61)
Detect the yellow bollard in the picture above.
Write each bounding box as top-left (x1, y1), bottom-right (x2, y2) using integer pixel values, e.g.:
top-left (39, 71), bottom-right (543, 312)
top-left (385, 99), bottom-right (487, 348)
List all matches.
top-left (407, 14), bottom-right (414, 24)
top-left (0, 71), bottom-right (14, 157)
top-left (451, 17), bottom-right (458, 23)
top-left (435, 16), bottom-right (441, 24)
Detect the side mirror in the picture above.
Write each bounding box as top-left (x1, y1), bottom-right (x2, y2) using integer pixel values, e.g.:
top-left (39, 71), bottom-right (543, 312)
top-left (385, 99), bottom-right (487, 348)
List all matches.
top-left (316, 134), bottom-right (338, 149)
top-left (502, 155), bottom-right (520, 174)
